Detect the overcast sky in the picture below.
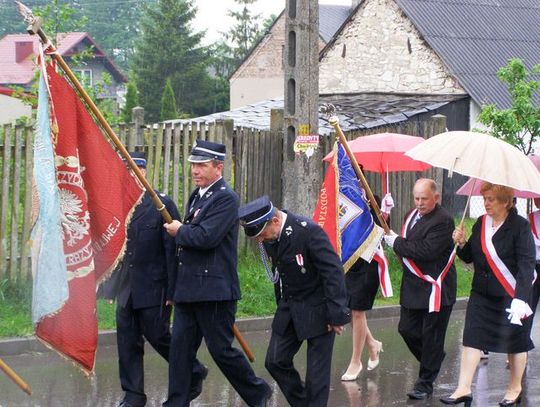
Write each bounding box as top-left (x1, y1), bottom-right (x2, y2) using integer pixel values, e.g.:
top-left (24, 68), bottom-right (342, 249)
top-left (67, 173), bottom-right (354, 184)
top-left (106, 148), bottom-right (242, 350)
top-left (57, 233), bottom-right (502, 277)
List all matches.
top-left (192, 0), bottom-right (352, 44)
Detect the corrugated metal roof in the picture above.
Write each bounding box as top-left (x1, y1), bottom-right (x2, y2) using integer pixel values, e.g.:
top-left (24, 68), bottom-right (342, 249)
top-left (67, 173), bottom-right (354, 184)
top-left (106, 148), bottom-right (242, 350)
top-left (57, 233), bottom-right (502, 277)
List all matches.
top-left (319, 5), bottom-right (351, 42)
top-left (395, 0), bottom-right (540, 108)
top-left (164, 93), bottom-right (467, 135)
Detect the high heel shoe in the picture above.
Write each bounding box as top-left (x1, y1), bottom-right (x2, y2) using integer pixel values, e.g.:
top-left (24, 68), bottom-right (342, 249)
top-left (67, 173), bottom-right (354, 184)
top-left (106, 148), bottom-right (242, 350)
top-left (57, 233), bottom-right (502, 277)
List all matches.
top-left (439, 393), bottom-right (473, 406)
top-left (367, 341), bottom-right (383, 371)
top-left (499, 391), bottom-right (522, 406)
top-left (341, 363), bottom-right (362, 381)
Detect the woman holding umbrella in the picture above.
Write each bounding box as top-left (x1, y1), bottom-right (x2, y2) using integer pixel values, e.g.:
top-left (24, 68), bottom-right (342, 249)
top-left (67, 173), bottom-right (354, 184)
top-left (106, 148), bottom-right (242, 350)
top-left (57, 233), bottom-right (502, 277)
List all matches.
top-left (441, 182), bottom-right (535, 407)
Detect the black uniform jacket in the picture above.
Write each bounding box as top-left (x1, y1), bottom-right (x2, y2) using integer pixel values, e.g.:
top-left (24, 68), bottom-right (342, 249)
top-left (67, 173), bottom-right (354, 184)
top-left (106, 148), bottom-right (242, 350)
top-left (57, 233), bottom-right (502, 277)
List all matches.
top-left (264, 211), bottom-right (351, 341)
top-left (101, 192), bottom-right (180, 309)
top-left (457, 210), bottom-right (535, 302)
top-left (169, 178), bottom-right (241, 303)
top-left (393, 204), bottom-right (457, 309)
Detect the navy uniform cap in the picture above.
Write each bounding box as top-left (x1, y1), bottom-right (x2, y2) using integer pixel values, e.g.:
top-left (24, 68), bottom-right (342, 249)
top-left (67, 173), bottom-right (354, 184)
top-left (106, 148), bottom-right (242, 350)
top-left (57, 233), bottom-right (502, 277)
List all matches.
top-left (238, 195), bottom-right (274, 237)
top-left (188, 139), bottom-right (226, 163)
top-left (127, 151), bottom-right (147, 168)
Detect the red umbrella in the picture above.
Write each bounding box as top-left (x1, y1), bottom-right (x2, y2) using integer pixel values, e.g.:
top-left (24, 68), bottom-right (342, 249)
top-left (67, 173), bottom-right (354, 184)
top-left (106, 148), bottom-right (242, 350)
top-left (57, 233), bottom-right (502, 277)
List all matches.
top-left (323, 133), bottom-right (431, 193)
top-left (456, 155), bottom-right (540, 198)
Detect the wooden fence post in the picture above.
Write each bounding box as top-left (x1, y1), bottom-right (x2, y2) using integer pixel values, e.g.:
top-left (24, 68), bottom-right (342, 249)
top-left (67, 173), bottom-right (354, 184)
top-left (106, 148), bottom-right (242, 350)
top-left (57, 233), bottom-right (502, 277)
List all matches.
top-left (131, 107), bottom-right (144, 150)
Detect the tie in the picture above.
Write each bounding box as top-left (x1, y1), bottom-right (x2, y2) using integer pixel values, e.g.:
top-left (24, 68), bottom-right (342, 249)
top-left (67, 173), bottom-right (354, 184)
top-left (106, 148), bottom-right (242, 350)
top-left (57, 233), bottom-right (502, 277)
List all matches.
top-left (190, 193), bottom-right (201, 211)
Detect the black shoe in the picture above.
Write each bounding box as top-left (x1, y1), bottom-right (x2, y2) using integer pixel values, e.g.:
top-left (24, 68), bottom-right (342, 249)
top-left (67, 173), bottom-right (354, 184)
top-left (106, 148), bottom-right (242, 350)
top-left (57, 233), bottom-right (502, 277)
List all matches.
top-left (407, 389), bottom-right (432, 400)
top-left (254, 387), bottom-right (272, 407)
top-left (440, 394), bottom-right (473, 406)
top-left (188, 365), bottom-right (209, 401)
top-left (499, 391), bottom-right (522, 406)
top-left (118, 402), bottom-right (136, 407)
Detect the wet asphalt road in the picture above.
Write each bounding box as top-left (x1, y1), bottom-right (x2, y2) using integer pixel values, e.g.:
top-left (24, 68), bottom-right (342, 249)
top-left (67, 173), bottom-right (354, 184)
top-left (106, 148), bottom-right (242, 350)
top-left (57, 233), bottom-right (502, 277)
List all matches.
top-left (1, 309), bottom-right (540, 406)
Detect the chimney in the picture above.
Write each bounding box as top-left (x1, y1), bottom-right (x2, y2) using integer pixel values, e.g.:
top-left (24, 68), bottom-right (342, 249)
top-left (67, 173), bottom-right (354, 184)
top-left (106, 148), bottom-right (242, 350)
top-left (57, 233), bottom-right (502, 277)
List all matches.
top-left (15, 41), bottom-right (34, 63)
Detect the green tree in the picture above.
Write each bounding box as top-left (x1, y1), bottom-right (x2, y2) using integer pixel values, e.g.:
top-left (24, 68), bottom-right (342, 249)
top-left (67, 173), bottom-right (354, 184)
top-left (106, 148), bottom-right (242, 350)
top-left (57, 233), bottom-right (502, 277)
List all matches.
top-left (478, 58), bottom-right (540, 155)
top-left (131, 0), bottom-right (211, 122)
top-left (225, 0), bottom-right (263, 67)
top-left (160, 78), bottom-right (178, 120)
top-left (122, 82), bottom-right (139, 122)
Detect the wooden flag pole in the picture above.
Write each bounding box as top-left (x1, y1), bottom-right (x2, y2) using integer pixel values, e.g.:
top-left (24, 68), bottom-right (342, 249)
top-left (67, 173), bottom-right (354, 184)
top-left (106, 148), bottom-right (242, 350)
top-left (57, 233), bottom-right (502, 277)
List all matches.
top-left (0, 357), bottom-right (32, 395)
top-left (325, 111), bottom-right (390, 233)
top-left (16, 1), bottom-right (256, 363)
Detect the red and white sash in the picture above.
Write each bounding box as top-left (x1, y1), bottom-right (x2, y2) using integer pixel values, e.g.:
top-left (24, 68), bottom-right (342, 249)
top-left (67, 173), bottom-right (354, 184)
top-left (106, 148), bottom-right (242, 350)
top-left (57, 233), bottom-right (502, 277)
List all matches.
top-left (401, 210), bottom-right (456, 312)
top-left (480, 215), bottom-right (516, 298)
top-left (529, 211), bottom-right (540, 249)
top-left (373, 245), bottom-right (393, 297)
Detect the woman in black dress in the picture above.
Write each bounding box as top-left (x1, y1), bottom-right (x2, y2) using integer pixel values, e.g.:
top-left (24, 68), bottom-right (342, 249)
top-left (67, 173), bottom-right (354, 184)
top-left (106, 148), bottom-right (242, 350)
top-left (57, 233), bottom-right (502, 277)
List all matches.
top-left (440, 183), bottom-right (535, 407)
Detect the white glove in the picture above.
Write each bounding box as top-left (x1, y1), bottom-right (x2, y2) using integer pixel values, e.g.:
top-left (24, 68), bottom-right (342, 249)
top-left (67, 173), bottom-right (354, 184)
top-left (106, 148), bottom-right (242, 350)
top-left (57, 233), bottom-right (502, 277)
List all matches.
top-left (383, 230), bottom-right (398, 248)
top-left (505, 298), bottom-right (533, 326)
top-left (381, 193), bottom-right (395, 215)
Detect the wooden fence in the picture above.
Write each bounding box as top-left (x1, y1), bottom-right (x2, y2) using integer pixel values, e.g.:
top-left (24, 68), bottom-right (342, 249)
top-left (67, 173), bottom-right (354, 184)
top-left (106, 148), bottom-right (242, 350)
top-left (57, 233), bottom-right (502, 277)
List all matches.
top-left (0, 109), bottom-right (446, 282)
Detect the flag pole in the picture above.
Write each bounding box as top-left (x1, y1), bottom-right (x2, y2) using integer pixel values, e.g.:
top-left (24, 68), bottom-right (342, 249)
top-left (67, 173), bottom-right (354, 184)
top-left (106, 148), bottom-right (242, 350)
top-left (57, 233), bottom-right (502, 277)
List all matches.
top-left (321, 105), bottom-right (390, 233)
top-left (16, 1), bottom-right (256, 363)
top-left (0, 357), bottom-right (32, 395)
top-left (15, 1), bottom-right (172, 223)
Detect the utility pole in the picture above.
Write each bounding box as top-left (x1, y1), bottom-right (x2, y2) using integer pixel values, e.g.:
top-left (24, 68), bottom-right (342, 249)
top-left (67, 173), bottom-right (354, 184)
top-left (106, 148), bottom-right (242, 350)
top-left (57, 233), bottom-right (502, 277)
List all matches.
top-left (282, 0), bottom-right (322, 215)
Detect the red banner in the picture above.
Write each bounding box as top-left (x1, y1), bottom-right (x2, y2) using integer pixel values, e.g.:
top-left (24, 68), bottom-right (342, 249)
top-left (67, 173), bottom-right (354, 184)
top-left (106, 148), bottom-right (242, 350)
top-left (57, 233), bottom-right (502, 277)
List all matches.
top-left (313, 144), bottom-right (339, 253)
top-left (36, 64), bottom-right (143, 374)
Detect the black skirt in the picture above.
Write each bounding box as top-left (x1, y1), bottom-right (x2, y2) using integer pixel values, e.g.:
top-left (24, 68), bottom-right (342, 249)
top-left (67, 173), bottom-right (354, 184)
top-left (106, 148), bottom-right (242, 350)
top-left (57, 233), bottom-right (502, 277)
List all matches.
top-left (463, 290), bottom-right (534, 353)
top-left (345, 260), bottom-right (379, 311)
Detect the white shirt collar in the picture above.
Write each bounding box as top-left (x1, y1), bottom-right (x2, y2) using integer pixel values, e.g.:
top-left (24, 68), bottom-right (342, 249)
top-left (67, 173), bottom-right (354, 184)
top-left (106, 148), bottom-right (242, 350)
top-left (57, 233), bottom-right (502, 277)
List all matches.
top-left (198, 176), bottom-right (222, 197)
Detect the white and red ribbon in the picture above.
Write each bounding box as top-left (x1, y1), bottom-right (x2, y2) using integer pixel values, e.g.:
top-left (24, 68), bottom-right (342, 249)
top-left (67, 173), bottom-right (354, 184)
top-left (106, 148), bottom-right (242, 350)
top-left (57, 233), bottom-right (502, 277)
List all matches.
top-left (373, 245), bottom-right (393, 297)
top-left (400, 210), bottom-right (456, 312)
top-left (528, 211), bottom-right (539, 284)
top-left (296, 253), bottom-right (304, 267)
top-left (481, 215), bottom-right (517, 297)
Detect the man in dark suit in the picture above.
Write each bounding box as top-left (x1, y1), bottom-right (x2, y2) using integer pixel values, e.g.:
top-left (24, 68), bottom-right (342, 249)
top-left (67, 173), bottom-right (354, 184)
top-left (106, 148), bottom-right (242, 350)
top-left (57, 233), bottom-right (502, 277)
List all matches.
top-left (239, 195), bottom-right (351, 407)
top-left (163, 140), bottom-right (271, 407)
top-left (101, 152), bottom-right (207, 407)
top-left (383, 178), bottom-right (456, 400)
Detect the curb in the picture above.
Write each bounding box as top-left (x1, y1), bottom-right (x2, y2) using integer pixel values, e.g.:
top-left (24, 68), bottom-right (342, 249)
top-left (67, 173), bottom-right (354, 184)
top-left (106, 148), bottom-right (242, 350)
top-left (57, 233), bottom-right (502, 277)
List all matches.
top-left (0, 298), bottom-right (468, 357)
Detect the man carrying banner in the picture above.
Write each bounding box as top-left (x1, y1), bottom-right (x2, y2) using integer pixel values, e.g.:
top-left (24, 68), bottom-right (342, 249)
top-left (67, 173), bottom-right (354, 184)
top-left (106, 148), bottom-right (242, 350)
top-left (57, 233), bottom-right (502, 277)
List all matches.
top-left (163, 140), bottom-right (272, 407)
top-left (239, 195), bottom-right (351, 407)
top-left (383, 178), bottom-right (456, 400)
top-left (100, 152), bottom-right (207, 407)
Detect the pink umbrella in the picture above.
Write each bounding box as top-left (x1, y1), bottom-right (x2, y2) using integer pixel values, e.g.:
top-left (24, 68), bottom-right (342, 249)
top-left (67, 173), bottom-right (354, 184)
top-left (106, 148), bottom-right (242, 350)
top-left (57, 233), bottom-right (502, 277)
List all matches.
top-left (456, 155), bottom-right (540, 198)
top-left (323, 132), bottom-right (431, 193)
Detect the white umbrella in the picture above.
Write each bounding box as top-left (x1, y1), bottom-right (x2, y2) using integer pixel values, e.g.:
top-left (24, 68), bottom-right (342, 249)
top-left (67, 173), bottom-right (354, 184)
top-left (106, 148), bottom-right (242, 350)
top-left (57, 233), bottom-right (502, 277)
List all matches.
top-left (405, 131), bottom-right (540, 194)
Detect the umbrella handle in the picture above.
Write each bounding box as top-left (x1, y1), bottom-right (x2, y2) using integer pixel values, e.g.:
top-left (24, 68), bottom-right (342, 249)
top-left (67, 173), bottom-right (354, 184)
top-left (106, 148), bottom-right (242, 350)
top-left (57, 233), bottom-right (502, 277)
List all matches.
top-left (459, 179), bottom-right (477, 228)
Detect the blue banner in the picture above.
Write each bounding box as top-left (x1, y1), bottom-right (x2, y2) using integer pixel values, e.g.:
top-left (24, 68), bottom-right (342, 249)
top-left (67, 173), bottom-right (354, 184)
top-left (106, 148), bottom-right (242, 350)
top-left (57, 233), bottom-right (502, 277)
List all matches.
top-left (335, 143), bottom-right (383, 270)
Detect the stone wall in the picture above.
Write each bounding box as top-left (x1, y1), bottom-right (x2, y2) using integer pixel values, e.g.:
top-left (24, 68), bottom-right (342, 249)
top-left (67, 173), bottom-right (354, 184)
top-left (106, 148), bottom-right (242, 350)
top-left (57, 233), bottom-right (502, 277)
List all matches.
top-left (319, 0), bottom-right (466, 95)
top-left (230, 15), bottom-right (325, 109)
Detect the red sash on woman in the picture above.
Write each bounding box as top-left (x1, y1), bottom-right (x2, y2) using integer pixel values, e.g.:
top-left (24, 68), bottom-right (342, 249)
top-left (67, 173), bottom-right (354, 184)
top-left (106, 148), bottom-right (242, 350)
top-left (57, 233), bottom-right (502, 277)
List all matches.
top-left (480, 215), bottom-right (516, 297)
top-left (373, 245), bottom-right (393, 297)
top-left (400, 210), bottom-right (456, 312)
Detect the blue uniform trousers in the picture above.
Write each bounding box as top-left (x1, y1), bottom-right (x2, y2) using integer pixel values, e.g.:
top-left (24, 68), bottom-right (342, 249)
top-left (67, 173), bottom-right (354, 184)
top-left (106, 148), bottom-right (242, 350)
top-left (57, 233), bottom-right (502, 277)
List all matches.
top-left (165, 300), bottom-right (270, 407)
top-left (265, 321), bottom-right (336, 407)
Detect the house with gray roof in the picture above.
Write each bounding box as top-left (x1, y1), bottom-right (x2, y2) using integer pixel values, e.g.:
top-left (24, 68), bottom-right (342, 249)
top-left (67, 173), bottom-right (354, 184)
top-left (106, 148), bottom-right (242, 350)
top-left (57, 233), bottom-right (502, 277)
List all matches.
top-left (320, 0), bottom-right (540, 130)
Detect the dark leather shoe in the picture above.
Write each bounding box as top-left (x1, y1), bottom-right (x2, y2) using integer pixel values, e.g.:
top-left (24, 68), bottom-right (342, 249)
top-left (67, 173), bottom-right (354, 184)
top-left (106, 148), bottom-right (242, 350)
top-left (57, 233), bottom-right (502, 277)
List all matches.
top-left (254, 387), bottom-right (272, 407)
top-left (406, 388), bottom-right (432, 400)
top-left (188, 365), bottom-right (209, 401)
top-left (440, 393), bottom-right (473, 406)
top-left (499, 391), bottom-right (522, 406)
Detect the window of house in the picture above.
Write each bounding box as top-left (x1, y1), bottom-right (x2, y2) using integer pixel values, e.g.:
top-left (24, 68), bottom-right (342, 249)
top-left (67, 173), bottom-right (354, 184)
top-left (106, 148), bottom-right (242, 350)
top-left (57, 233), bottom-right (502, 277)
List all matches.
top-left (75, 69), bottom-right (93, 87)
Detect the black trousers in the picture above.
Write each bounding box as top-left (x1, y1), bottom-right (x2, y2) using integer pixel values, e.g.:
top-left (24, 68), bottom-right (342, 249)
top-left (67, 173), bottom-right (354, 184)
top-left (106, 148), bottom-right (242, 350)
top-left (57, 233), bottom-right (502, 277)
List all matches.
top-left (164, 301), bottom-right (270, 407)
top-left (265, 321), bottom-right (336, 407)
top-left (117, 298), bottom-right (206, 406)
top-left (398, 304), bottom-right (453, 393)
